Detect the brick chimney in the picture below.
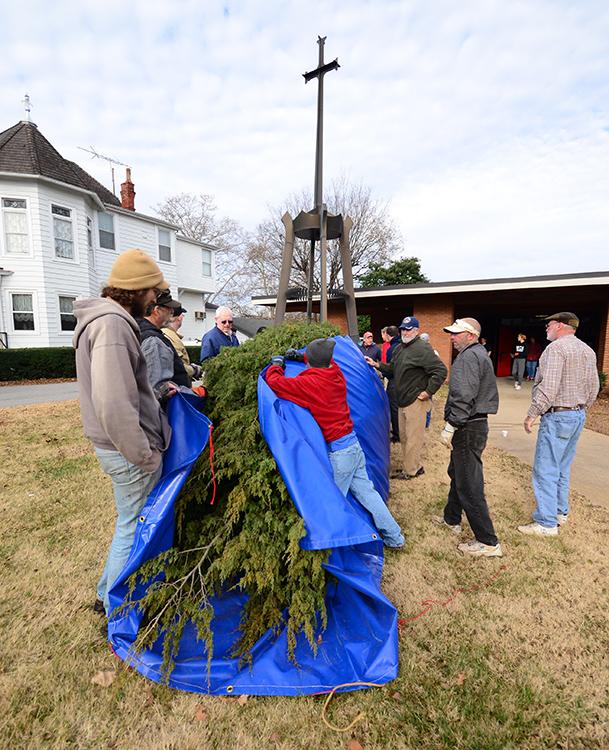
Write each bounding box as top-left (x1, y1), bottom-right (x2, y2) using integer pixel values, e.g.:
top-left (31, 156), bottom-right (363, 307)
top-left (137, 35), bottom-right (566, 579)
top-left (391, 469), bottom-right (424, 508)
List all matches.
top-left (120, 168), bottom-right (135, 211)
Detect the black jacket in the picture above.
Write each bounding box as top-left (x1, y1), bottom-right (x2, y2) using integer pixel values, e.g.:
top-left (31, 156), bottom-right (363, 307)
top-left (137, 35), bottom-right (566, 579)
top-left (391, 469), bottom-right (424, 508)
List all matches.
top-left (444, 342), bottom-right (499, 427)
top-left (379, 336), bottom-right (447, 407)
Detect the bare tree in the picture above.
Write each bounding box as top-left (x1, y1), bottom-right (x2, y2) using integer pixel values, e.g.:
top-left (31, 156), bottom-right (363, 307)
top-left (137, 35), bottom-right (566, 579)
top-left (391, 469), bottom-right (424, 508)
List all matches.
top-left (247, 177), bottom-right (404, 296)
top-left (154, 193), bottom-right (254, 312)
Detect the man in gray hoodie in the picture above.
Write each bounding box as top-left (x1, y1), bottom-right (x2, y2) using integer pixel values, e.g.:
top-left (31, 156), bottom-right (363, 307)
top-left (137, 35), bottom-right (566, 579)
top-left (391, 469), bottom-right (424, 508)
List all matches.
top-left (73, 248), bottom-right (174, 616)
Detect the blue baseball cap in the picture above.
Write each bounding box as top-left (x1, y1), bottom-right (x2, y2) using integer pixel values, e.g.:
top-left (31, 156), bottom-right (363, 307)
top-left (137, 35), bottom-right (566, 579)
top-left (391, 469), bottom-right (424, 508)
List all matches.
top-left (399, 316), bottom-right (420, 330)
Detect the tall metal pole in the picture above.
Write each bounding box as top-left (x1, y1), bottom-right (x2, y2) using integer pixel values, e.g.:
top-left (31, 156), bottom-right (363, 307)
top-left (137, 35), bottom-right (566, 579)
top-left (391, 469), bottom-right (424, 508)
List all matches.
top-left (313, 38), bottom-right (325, 208)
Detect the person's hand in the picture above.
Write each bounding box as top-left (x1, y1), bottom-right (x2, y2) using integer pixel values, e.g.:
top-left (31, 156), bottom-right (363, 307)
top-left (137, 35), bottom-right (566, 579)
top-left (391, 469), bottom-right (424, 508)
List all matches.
top-left (417, 390), bottom-right (430, 401)
top-left (284, 348), bottom-right (305, 362)
top-left (364, 356), bottom-right (379, 368)
top-left (159, 381), bottom-right (179, 401)
top-left (270, 355), bottom-right (285, 369)
top-left (191, 363), bottom-right (202, 379)
top-left (524, 416), bottom-right (535, 434)
top-left (440, 422), bottom-right (455, 448)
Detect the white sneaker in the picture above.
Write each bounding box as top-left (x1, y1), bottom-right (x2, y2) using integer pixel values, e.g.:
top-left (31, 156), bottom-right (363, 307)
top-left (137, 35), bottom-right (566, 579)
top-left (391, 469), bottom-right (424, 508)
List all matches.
top-left (431, 515), bottom-right (462, 534)
top-left (517, 522), bottom-right (558, 537)
top-left (557, 514), bottom-right (568, 525)
top-left (514, 383), bottom-right (521, 390)
top-left (457, 539), bottom-right (503, 558)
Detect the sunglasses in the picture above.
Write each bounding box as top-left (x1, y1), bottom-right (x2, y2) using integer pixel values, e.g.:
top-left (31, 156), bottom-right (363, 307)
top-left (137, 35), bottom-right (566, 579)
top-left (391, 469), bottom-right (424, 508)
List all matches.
top-left (220, 319), bottom-right (233, 324)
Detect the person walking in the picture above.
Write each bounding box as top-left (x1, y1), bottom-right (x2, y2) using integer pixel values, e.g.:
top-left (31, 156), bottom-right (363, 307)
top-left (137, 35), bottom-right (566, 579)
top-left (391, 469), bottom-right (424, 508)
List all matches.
top-left (511, 333), bottom-right (528, 389)
top-left (435, 317), bottom-right (502, 558)
top-left (525, 336), bottom-right (542, 381)
top-left (366, 316), bottom-right (447, 480)
top-left (518, 312), bottom-right (598, 537)
top-left (384, 325), bottom-right (401, 442)
top-left (265, 339), bottom-right (404, 548)
top-left (73, 249), bottom-right (174, 616)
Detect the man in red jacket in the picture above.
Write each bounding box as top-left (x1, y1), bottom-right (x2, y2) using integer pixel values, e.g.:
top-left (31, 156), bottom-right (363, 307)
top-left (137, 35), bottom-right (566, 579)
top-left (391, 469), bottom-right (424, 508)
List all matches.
top-left (264, 338), bottom-right (404, 548)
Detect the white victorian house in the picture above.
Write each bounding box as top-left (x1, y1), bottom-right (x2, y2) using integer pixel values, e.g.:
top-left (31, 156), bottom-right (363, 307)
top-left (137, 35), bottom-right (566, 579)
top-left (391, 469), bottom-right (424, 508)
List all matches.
top-left (0, 119), bottom-right (217, 349)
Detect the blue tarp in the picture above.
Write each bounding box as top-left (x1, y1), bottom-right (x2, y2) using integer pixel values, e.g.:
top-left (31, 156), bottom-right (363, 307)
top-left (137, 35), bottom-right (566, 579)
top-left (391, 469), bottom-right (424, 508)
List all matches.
top-left (108, 335), bottom-right (399, 695)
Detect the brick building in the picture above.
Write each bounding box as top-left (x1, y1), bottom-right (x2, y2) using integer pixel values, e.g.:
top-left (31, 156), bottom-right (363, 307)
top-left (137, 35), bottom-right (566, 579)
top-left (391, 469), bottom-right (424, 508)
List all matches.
top-left (253, 271), bottom-right (609, 379)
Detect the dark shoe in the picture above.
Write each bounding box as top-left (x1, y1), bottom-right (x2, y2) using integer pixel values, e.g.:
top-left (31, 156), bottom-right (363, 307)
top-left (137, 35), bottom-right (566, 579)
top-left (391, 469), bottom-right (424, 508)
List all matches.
top-left (391, 466), bottom-right (425, 480)
top-left (412, 466), bottom-right (425, 478)
top-left (93, 598), bottom-right (106, 615)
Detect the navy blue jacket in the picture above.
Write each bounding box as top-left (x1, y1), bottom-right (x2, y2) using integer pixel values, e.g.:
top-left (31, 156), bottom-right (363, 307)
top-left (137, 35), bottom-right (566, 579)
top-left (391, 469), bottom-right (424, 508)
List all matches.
top-left (200, 325), bottom-right (240, 362)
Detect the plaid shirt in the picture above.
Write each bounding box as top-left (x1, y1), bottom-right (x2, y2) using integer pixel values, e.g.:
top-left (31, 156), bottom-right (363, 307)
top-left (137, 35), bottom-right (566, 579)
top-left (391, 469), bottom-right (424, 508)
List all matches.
top-left (528, 334), bottom-right (599, 418)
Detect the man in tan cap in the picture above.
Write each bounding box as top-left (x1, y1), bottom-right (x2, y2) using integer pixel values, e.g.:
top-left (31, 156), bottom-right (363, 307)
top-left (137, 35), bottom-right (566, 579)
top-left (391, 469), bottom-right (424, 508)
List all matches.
top-left (518, 312), bottom-right (598, 537)
top-left (73, 248), bottom-right (174, 617)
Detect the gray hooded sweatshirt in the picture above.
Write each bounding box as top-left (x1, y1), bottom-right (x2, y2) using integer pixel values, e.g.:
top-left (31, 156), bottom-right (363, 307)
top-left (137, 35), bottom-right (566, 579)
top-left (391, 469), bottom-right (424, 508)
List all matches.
top-left (73, 297), bottom-right (171, 473)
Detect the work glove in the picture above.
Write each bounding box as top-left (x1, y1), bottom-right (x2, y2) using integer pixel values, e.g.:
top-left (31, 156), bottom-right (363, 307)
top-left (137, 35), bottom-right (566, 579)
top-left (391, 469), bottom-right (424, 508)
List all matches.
top-left (270, 355), bottom-right (285, 369)
top-left (284, 348), bottom-right (305, 362)
top-left (440, 422), bottom-right (455, 448)
top-left (191, 363), bottom-right (202, 379)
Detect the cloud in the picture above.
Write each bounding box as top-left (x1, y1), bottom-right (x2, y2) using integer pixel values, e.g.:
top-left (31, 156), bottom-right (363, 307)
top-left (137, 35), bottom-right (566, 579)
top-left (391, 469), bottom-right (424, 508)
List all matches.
top-left (1, 0), bottom-right (608, 281)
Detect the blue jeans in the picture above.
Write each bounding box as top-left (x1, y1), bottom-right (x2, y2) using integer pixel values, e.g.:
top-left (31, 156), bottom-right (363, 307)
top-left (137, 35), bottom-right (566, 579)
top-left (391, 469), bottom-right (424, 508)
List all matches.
top-left (526, 360), bottom-right (538, 380)
top-left (532, 411), bottom-right (586, 527)
top-left (328, 439), bottom-right (404, 547)
top-left (95, 448), bottom-right (162, 613)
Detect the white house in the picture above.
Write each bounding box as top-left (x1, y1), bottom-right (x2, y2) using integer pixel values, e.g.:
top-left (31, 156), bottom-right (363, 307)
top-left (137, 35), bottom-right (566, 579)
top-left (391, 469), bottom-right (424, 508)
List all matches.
top-left (0, 119), bottom-right (217, 349)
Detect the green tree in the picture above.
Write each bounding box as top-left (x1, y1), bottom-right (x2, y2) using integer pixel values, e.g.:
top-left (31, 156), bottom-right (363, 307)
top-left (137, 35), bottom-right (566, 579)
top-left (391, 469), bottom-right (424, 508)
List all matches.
top-left (357, 257), bottom-right (428, 288)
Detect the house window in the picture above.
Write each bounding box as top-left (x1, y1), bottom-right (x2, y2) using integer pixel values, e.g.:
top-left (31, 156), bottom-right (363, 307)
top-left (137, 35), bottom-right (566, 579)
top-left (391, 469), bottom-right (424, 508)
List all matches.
top-left (98, 212), bottom-right (115, 249)
top-left (202, 248), bottom-right (212, 277)
top-left (2, 198), bottom-right (29, 255)
top-left (86, 216), bottom-right (95, 268)
top-left (11, 293), bottom-right (35, 331)
top-left (158, 228), bottom-right (172, 262)
top-left (52, 204), bottom-right (74, 259)
top-left (59, 296), bottom-right (77, 331)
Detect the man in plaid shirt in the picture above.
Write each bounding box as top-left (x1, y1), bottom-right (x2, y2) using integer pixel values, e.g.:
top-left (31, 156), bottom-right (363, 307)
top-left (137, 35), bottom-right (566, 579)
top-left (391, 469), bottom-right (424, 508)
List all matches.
top-left (518, 312), bottom-right (599, 537)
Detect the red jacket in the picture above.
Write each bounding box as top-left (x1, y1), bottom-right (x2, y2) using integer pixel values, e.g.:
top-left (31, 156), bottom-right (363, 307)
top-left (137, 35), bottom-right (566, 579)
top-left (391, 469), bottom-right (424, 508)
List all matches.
top-left (264, 362), bottom-right (354, 442)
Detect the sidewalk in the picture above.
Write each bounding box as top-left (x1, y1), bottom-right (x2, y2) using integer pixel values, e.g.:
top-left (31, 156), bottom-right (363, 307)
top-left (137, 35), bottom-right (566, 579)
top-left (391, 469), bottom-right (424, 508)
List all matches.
top-left (488, 378), bottom-right (609, 510)
top-left (0, 381), bottom-right (79, 407)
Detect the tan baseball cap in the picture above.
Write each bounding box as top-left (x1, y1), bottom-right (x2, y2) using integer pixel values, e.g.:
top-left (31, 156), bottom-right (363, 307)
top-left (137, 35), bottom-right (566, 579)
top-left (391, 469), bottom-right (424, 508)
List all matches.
top-left (443, 319), bottom-right (480, 335)
top-left (107, 248), bottom-right (169, 291)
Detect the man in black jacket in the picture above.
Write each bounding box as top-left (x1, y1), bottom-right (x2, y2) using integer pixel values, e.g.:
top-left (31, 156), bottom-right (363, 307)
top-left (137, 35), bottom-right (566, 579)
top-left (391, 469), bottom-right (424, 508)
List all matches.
top-left (366, 316), bottom-right (447, 480)
top-left (435, 318), bottom-right (503, 558)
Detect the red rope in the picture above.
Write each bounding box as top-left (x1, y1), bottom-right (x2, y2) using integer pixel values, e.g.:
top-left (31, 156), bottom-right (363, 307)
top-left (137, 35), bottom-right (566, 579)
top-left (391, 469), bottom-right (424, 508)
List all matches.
top-left (208, 424), bottom-right (217, 505)
top-left (397, 564), bottom-right (508, 628)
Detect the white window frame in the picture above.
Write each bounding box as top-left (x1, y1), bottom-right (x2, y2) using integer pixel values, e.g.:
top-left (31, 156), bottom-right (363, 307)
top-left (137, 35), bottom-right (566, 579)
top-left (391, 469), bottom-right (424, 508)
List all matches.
top-left (58, 294), bottom-right (77, 334)
top-left (51, 203), bottom-right (77, 262)
top-left (1, 197), bottom-right (32, 257)
top-left (86, 215), bottom-right (95, 267)
top-left (202, 247), bottom-right (212, 277)
top-left (98, 211), bottom-right (116, 250)
top-left (9, 290), bottom-right (38, 334)
top-left (157, 227), bottom-right (173, 264)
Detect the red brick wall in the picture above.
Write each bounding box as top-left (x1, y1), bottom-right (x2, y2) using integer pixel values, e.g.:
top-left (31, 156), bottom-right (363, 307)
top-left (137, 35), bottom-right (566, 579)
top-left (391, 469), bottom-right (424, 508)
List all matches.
top-left (328, 309), bottom-right (348, 334)
top-left (412, 295), bottom-right (455, 369)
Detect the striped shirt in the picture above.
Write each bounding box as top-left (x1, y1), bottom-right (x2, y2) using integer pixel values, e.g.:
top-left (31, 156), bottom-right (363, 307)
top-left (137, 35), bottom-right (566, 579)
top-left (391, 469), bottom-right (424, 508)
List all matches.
top-left (528, 334), bottom-right (599, 418)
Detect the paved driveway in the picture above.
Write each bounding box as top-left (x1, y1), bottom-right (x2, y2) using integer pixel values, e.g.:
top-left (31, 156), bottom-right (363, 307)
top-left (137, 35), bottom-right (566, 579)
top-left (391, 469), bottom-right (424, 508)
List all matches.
top-left (488, 378), bottom-right (609, 510)
top-left (0, 381), bottom-right (79, 408)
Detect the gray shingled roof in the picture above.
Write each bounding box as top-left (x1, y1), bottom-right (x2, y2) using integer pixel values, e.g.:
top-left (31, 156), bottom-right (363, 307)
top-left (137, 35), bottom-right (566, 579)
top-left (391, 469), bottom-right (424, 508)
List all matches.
top-left (0, 121), bottom-right (120, 206)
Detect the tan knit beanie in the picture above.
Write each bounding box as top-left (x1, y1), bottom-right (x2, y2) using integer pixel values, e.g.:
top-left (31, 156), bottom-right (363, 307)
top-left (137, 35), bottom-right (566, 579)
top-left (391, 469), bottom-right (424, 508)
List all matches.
top-left (107, 248), bottom-right (169, 291)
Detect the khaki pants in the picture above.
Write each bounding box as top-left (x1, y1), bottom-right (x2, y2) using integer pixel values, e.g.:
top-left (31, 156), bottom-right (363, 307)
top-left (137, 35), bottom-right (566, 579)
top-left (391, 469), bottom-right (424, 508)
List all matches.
top-left (398, 399), bottom-right (428, 476)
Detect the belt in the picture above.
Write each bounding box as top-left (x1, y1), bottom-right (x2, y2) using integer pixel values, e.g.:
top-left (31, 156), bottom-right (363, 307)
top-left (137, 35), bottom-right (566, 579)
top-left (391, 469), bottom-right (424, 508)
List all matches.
top-left (547, 406), bottom-right (582, 413)
top-left (467, 413), bottom-right (488, 421)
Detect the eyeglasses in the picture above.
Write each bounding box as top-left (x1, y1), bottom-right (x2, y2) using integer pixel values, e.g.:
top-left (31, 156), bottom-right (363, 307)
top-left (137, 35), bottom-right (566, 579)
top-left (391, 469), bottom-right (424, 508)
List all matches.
top-left (219, 319), bottom-right (233, 324)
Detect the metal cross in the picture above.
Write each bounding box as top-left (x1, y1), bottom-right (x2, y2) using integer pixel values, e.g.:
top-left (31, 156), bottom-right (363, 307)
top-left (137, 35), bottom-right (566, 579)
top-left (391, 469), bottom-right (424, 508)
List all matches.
top-left (303, 37), bottom-right (339, 321)
top-left (303, 36), bottom-right (340, 209)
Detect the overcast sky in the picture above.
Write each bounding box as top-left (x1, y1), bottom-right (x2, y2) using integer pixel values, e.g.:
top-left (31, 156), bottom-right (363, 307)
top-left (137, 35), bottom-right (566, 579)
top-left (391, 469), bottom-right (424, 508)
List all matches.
top-left (2, 0), bottom-right (608, 282)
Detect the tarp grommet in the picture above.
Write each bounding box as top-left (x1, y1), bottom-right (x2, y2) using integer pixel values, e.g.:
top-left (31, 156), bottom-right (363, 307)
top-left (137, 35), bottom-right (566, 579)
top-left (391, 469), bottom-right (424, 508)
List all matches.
top-left (139, 515), bottom-right (145, 523)
top-left (226, 685), bottom-right (234, 693)
top-left (371, 533), bottom-right (378, 540)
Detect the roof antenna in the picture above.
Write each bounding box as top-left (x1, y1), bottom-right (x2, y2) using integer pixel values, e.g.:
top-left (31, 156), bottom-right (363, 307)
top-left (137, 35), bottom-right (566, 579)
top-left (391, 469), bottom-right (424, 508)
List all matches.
top-left (22, 94), bottom-right (32, 122)
top-left (77, 145), bottom-right (129, 196)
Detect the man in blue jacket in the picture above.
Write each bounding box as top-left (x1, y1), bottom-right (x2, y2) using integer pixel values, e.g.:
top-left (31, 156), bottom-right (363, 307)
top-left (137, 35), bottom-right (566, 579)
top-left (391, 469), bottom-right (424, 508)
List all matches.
top-left (200, 306), bottom-right (239, 362)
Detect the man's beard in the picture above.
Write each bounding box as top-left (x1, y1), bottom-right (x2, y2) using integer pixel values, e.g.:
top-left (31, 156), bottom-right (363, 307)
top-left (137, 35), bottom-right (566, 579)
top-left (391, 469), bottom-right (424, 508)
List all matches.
top-left (131, 292), bottom-right (150, 319)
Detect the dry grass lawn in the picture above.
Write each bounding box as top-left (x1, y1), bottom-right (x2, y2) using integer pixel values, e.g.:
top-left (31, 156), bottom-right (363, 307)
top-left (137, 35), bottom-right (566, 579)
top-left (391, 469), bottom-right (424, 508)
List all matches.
top-left (0, 400), bottom-right (608, 750)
